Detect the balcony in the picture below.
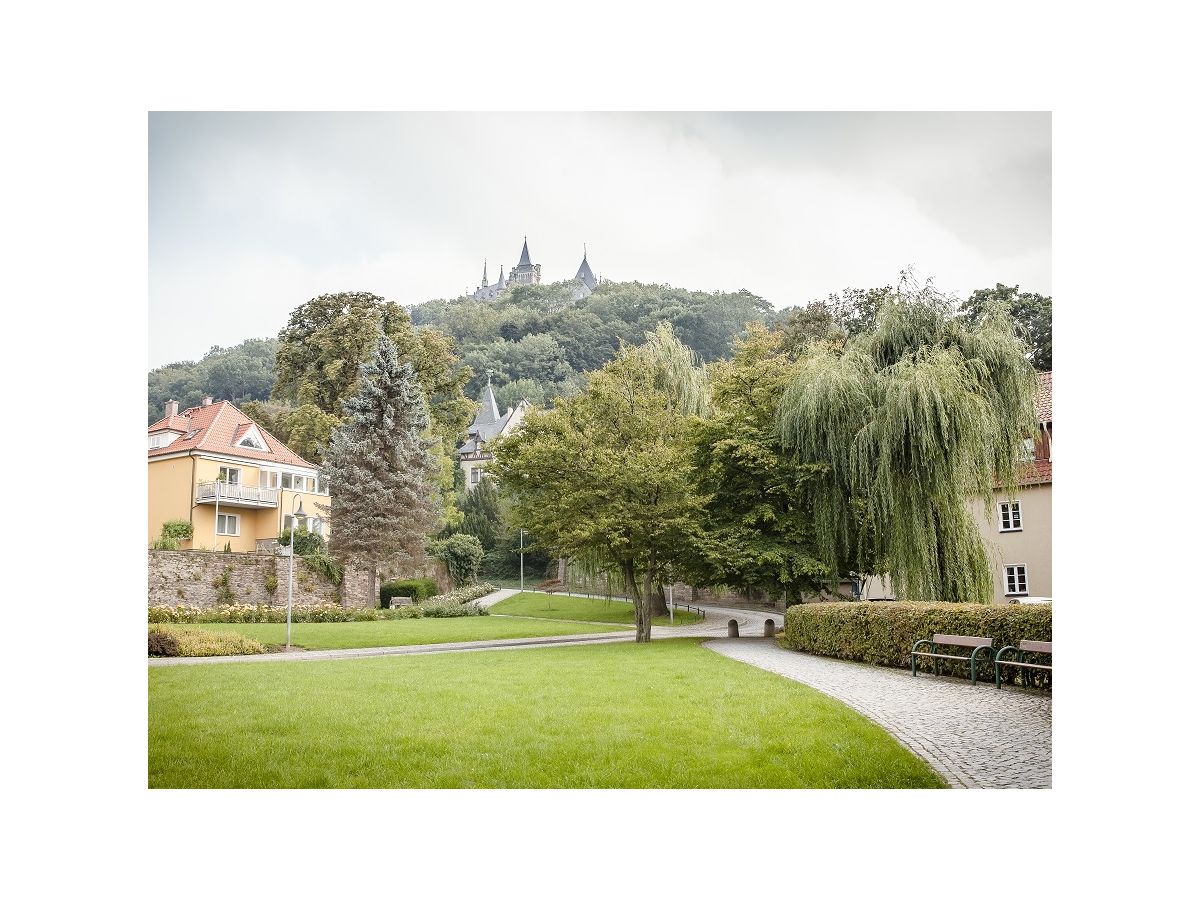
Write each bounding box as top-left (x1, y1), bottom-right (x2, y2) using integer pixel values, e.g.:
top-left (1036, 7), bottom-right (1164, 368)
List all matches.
top-left (195, 481), bottom-right (280, 508)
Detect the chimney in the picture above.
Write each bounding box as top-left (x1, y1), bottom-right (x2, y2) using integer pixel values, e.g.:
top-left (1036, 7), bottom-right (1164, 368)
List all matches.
top-left (165, 399), bottom-right (179, 418)
top-left (202, 396), bottom-right (213, 407)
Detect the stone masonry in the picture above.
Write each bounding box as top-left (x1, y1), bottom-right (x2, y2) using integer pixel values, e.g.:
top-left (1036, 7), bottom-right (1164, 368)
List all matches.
top-left (147, 550), bottom-right (341, 609)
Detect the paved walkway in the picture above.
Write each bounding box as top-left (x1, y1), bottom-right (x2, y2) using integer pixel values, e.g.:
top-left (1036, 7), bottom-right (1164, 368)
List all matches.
top-left (705, 638), bottom-right (1052, 789)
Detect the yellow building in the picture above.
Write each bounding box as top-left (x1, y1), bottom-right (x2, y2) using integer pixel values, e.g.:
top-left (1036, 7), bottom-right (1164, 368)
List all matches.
top-left (148, 397), bottom-right (329, 552)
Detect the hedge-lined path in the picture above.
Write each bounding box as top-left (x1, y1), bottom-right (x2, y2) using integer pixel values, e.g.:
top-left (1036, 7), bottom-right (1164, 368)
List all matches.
top-left (705, 638), bottom-right (1051, 789)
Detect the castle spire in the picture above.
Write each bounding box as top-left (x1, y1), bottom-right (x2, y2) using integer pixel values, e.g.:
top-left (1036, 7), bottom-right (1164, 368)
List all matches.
top-left (481, 258), bottom-right (488, 287)
top-left (518, 236), bottom-right (532, 267)
top-left (574, 243), bottom-right (597, 290)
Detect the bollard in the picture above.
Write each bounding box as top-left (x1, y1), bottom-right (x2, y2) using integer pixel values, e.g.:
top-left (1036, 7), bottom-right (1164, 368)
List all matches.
top-left (763, 618), bottom-right (776, 638)
top-left (727, 618), bottom-right (740, 638)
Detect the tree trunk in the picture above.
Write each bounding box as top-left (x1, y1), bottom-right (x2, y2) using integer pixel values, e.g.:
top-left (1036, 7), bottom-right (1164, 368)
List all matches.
top-left (650, 581), bottom-right (669, 617)
top-left (623, 559), bottom-right (651, 643)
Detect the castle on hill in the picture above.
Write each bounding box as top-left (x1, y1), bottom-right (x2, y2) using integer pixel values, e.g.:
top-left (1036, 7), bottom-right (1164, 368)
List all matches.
top-left (471, 237), bottom-right (598, 301)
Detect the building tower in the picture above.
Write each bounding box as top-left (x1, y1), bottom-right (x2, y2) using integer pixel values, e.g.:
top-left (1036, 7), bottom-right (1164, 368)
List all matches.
top-left (574, 244), bottom-right (598, 291)
top-left (509, 236), bottom-right (542, 286)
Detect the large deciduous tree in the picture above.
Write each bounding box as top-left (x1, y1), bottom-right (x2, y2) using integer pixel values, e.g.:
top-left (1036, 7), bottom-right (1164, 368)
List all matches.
top-left (684, 324), bottom-right (835, 602)
top-left (491, 324), bottom-right (708, 642)
top-left (320, 336), bottom-right (442, 597)
top-left (776, 278), bottom-right (1038, 603)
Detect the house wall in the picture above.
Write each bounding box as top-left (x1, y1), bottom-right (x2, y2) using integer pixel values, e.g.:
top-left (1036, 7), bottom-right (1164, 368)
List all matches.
top-left (969, 482), bottom-right (1052, 602)
top-left (148, 454), bottom-right (330, 551)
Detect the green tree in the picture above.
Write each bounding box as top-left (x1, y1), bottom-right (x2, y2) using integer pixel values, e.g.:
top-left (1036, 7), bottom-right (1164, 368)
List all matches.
top-left (491, 325), bottom-right (708, 642)
top-left (320, 336), bottom-right (442, 587)
top-left (430, 533), bottom-right (485, 587)
top-left (454, 477), bottom-right (503, 551)
top-left (959, 283), bottom-right (1052, 371)
top-left (776, 281), bottom-right (1038, 603)
top-left (684, 324), bottom-right (833, 602)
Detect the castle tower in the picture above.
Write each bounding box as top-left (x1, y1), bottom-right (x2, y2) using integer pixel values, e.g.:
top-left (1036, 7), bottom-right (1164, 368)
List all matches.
top-left (574, 244), bottom-right (597, 291)
top-left (480, 259), bottom-right (488, 288)
top-left (509, 236), bottom-right (542, 286)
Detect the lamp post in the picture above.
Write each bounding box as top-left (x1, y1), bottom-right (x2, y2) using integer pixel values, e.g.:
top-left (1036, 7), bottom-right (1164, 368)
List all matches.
top-left (285, 495), bottom-right (308, 651)
top-left (519, 528), bottom-right (525, 593)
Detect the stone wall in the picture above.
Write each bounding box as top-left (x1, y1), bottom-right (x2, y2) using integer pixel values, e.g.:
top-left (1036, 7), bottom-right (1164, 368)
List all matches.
top-left (148, 550), bottom-right (341, 609)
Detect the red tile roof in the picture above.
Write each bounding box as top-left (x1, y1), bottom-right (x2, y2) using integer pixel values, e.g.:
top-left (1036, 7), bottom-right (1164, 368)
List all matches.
top-left (147, 400), bottom-right (315, 468)
top-left (1017, 458), bottom-right (1052, 486)
top-left (1035, 371), bottom-right (1052, 423)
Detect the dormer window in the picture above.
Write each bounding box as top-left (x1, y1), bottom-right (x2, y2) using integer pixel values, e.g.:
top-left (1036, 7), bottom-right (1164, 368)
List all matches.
top-left (148, 431), bottom-right (181, 449)
top-left (237, 425), bottom-right (267, 451)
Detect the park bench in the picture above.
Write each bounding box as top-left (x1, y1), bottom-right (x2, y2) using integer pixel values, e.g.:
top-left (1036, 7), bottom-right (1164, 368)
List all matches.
top-left (910, 634), bottom-right (994, 685)
top-left (994, 640), bottom-right (1052, 689)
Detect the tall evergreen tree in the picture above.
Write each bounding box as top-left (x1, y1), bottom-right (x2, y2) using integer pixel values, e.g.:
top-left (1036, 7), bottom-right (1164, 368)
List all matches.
top-left (321, 336), bottom-right (442, 581)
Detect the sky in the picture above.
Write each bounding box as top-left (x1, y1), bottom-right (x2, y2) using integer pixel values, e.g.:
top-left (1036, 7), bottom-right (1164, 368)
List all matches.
top-left (148, 112), bottom-right (1050, 368)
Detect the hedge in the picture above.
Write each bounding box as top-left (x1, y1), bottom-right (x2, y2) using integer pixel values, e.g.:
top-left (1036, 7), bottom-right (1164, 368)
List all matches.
top-left (380, 578), bottom-right (439, 607)
top-left (781, 602), bottom-right (1052, 686)
top-left (149, 624), bottom-right (265, 657)
top-left (148, 598), bottom-right (490, 624)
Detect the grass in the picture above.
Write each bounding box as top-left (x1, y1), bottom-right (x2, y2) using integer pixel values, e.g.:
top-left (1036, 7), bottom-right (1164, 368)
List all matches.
top-left (491, 591), bottom-right (704, 626)
top-left (149, 638), bottom-right (943, 788)
top-left (186, 617), bottom-right (626, 650)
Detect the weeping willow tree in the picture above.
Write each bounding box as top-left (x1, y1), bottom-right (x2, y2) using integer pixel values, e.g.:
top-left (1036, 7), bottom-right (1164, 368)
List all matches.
top-left (776, 283), bottom-right (1038, 602)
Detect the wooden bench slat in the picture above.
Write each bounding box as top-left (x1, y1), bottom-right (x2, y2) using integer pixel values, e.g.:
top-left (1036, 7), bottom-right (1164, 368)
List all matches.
top-left (931, 634), bottom-right (993, 648)
top-left (997, 660), bottom-right (1052, 670)
top-left (1019, 640), bottom-right (1053, 654)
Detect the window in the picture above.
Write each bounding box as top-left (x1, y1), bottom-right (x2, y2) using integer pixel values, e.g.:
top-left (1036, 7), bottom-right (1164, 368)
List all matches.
top-left (305, 476), bottom-right (317, 493)
top-left (148, 432), bottom-right (179, 449)
top-left (312, 518), bottom-right (324, 536)
top-left (218, 466), bottom-right (240, 485)
top-left (1019, 438), bottom-right (1036, 462)
top-left (216, 513), bottom-right (240, 536)
top-left (281, 473), bottom-right (294, 490)
top-left (317, 474), bottom-right (330, 494)
top-left (238, 427), bottom-right (267, 450)
top-left (470, 467), bottom-right (481, 485)
top-left (1004, 564), bottom-right (1028, 596)
top-left (259, 470), bottom-right (279, 489)
top-left (999, 500), bottom-right (1023, 532)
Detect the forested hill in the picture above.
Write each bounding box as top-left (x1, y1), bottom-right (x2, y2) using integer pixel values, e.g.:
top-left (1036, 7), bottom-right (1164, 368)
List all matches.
top-left (409, 280), bottom-right (775, 408)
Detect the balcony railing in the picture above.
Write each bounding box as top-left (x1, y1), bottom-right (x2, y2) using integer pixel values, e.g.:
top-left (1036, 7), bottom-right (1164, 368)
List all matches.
top-left (195, 481), bottom-right (280, 507)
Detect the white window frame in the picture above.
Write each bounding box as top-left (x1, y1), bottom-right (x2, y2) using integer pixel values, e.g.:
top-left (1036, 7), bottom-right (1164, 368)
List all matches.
top-left (259, 469), bottom-right (279, 489)
top-left (216, 513), bottom-right (240, 536)
top-left (1004, 564), bottom-right (1028, 596)
top-left (237, 425), bottom-right (268, 451)
top-left (998, 500), bottom-right (1023, 532)
top-left (470, 467), bottom-right (481, 485)
top-left (218, 466), bottom-right (241, 485)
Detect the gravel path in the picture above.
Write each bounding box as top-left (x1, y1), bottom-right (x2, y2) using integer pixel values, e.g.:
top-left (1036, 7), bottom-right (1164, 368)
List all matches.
top-left (705, 638), bottom-right (1052, 789)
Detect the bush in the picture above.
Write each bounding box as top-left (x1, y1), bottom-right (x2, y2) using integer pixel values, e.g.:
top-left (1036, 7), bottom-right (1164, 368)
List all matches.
top-left (148, 629), bottom-right (179, 657)
top-left (301, 550), bottom-right (343, 585)
top-left (280, 525), bottom-right (325, 556)
top-left (781, 601), bottom-right (1052, 686)
top-left (149, 624), bottom-right (265, 657)
top-left (430, 534), bottom-right (485, 587)
top-left (424, 582), bottom-right (497, 606)
top-left (380, 578), bottom-right (439, 608)
top-left (147, 599), bottom-right (488, 624)
top-left (151, 518), bottom-right (194, 550)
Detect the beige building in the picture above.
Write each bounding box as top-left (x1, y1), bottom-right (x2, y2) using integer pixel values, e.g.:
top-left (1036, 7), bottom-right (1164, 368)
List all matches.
top-left (457, 375), bottom-right (529, 491)
top-left (969, 371), bottom-right (1053, 603)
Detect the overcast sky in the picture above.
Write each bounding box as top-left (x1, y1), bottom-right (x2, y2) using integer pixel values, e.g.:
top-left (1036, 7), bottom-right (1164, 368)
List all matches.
top-left (149, 112), bottom-right (1050, 368)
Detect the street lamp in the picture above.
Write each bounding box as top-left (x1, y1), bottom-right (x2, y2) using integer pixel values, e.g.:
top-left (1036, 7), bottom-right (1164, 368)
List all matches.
top-left (285, 496), bottom-right (308, 650)
top-left (519, 528), bottom-right (526, 593)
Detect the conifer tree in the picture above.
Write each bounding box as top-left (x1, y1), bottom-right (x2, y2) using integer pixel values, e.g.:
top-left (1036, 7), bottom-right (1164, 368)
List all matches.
top-left (321, 336), bottom-right (442, 579)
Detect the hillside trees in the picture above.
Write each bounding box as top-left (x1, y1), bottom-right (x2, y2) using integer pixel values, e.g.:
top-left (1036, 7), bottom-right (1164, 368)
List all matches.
top-left (147, 339), bottom-right (277, 423)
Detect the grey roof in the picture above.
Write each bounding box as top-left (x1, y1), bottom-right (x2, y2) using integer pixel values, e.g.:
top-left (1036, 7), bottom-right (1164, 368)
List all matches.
top-left (517, 237), bottom-right (532, 266)
top-left (575, 252), bottom-right (597, 290)
top-left (471, 381), bottom-right (500, 429)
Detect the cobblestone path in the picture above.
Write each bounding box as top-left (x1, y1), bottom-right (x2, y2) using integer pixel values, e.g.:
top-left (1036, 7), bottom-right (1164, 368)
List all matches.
top-left (706, 637), bottom-right (1051, 789)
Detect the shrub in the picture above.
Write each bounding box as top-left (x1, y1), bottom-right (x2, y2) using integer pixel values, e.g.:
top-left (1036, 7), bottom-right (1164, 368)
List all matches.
top-left (147, 601), bottom-right (485, 624)
top-left (280, 525), bottom-right (325, 556)
top-left (162, 519), bottom-right (193, 542)
top-left (425, 582), bottom-right (497, 606)
top-left (301, 550), bottom-right (343, 585)
top-left (264, 571), bottom-right (278, 594)
top-left (781, 601), bottom-right (1052, 685)
top-left (148, 629), bottom-right (179, 657)
top-left (430, 534), bottom-right (484, 587)
top-left (380, 578), bottom-right (439, 607)
top-left (212, 566), bottom-right (235, 604)
top-left (149, 624), bottom-right (264, 657)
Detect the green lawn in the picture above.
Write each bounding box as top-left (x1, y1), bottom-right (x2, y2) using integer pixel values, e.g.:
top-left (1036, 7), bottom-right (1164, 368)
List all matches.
top-left (188, 617), bottom-right (626, 650)
top-left (149, 639), bottom-right (943, 788)
top-left (491, 591), bottom-right (704, 626)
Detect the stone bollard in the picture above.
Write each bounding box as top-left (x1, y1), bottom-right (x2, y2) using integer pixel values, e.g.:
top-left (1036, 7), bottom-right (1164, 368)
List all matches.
top-left (727, 618), bottom-right (740, 638)
top-left (763, 618), bottom-right (776, 638)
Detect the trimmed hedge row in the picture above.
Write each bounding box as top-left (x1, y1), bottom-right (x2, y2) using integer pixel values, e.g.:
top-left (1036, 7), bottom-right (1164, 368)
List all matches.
top-left (781, 602), bottom-right (1052, 686)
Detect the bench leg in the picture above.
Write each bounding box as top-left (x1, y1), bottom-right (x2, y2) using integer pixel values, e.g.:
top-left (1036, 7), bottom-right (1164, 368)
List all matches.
top-left (911, 654), bottom-right (917, 677)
